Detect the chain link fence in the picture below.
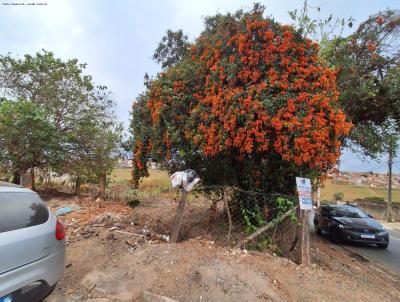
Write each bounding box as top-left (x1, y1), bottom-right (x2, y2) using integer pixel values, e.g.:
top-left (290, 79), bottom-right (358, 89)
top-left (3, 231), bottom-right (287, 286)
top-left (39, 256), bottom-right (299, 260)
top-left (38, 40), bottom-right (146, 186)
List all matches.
top-left (132, 184), bottom-right (299, 257)
top-left (178, 186), bottom-right (299, 255)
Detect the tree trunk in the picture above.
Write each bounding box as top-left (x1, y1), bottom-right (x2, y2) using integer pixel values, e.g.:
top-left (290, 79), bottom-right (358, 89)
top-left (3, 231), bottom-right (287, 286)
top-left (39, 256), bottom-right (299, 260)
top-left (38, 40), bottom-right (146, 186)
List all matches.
top-left (387, 143), bottom-right (393, 222)
top-left (170, 190), bottom-right (188, 243)
top-left (74, 178), bottom-right (81, 196)
top-left (99, 173), bottom-right (106, 200)
top-left (30, 168), bottom-right (35, 191)
top-left (12, 170), bottom-right (21, 185)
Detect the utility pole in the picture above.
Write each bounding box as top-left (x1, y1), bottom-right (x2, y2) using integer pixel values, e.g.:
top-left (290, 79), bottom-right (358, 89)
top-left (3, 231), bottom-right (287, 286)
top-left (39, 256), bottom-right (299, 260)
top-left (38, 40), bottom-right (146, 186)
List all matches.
top-left (387, 142), bottom-right (393, 222)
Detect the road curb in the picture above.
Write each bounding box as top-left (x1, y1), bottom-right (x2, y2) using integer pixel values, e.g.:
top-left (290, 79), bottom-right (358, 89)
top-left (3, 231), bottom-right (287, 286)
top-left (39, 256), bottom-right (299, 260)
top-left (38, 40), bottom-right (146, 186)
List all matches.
top-left (338, 245), bottom-right (370, 263)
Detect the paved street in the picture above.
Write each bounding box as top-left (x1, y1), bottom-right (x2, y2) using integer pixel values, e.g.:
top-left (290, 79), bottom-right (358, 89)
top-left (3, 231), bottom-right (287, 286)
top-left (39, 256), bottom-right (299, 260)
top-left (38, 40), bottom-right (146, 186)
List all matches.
top-left (310, 212), bottom-right (400, 274)
top-left (342, 228), bottom-right (400, 273)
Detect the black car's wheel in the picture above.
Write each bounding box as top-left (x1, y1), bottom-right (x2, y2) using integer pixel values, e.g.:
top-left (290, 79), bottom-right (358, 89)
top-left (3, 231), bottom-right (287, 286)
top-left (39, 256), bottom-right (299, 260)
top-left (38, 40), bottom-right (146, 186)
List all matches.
top-left (330, 229), bottom-right (341, 244)
top-left (377, 243), bottom-right (389, 249)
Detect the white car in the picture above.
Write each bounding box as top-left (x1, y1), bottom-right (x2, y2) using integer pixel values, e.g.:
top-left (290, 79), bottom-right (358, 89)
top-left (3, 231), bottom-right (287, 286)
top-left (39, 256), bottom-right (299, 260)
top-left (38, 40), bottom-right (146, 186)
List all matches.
top-left (0, 182), bottom-right (65, 302)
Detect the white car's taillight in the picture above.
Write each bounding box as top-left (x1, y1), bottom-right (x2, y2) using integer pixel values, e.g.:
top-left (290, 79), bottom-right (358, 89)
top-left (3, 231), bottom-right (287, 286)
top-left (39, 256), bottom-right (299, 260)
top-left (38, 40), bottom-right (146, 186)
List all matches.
top-left (56, 218), bottom-right (65, 240)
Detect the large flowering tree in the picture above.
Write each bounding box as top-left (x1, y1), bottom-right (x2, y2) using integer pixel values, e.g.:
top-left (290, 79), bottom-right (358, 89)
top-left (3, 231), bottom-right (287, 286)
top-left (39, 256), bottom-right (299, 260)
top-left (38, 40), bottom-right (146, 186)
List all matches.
top-left (131, 6), bottom-right (351, 194)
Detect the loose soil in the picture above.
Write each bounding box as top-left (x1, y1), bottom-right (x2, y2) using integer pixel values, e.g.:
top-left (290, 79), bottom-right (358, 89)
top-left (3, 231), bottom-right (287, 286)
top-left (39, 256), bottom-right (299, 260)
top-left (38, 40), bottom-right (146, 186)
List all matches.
top-left (44, 196), bottom-right (400, 302)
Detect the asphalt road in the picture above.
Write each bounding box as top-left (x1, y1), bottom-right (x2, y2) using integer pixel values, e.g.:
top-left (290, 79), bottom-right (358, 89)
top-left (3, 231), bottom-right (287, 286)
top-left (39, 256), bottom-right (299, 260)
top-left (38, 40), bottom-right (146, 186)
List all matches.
top-left (309, 212), bottom-right (400, 274)
top-left (341, 228), bottom-right (400, 273)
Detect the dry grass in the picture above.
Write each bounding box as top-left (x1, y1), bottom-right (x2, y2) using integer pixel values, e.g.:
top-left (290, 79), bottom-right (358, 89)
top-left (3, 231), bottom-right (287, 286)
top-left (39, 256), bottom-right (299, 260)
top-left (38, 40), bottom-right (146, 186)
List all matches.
top-left (111, 168), bottom-right (170, 188)
top-left (320, 180), bottom-right (400, 203)
top-left (111, 168), bottom-right (400, 204)
top-left (139, 170), bottom-right (171, 191)
top-left (110, 168), bottom-right (132, 183)
top-left (110, 168), bottom-right (175, 200)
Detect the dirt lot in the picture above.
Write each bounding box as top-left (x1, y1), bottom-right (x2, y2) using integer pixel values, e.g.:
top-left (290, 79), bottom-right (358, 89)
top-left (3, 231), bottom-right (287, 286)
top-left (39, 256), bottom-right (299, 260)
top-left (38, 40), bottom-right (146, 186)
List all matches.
top-left (44, 196), bottom-right (400, 302)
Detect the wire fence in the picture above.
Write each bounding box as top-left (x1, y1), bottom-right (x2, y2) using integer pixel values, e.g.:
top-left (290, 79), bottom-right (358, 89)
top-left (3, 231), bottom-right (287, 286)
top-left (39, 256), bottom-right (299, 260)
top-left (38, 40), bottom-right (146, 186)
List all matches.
top-left (182, 185), bottom-right (299, 254)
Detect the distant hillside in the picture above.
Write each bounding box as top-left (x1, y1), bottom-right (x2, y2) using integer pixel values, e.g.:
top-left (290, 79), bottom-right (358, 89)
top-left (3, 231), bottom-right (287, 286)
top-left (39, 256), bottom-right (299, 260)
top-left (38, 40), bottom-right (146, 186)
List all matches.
top-left (321, 179), bottom-right (400, 204)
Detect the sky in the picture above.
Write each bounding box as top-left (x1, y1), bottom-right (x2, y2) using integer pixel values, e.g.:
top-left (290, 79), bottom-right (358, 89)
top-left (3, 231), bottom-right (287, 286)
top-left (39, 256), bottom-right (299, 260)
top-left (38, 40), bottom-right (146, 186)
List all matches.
top-left (0, 0), bottom-right (399, 172)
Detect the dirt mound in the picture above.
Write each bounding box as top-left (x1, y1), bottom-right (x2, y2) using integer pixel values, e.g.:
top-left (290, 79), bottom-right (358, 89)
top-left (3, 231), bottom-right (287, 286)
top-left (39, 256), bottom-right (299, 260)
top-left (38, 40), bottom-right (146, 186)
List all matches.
top-left (47, 235), bottom-right (400, 302)
top-left (45, 197), bottom-right (400, 302)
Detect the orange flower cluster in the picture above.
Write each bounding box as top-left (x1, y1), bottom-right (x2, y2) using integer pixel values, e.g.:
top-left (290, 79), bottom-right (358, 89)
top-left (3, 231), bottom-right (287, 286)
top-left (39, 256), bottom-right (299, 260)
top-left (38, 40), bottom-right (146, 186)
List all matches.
top-left (140, 11), bottom-right (352, 175)
top-left (134, 140), bottom-right (144, 170)
top-left (367, 41), bottom-right (376, 52)
top-left (188, 16), bottom-right (350, 170)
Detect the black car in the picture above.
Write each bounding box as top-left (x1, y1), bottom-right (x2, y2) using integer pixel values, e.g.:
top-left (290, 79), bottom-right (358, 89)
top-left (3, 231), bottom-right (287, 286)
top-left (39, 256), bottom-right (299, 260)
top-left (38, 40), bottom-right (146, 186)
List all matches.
top-left (314, 204), bottom-right (389, 248)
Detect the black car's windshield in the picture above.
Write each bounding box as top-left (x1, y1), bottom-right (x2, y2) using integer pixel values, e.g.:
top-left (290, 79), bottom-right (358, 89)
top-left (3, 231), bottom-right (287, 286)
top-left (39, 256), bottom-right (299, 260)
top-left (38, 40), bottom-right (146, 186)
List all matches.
top-left (330, 207), bottom-right (368, 218)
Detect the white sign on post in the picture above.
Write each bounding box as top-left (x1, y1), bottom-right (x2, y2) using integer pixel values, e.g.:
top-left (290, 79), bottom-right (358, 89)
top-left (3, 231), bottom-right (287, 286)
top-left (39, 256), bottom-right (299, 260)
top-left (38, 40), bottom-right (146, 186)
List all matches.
top-left (296, 177), bottom-right (313, 210)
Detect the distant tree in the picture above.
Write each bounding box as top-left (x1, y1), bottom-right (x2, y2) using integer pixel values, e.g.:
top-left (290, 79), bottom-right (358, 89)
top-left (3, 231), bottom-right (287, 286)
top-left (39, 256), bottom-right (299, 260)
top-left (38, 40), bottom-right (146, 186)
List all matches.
top-left (321, 10), bottom-right (400, 221)
top-left (333, 192), bottom-right (344, 201)
top-left (0, 99), bottom-right (60, 189)
top-left (290, 4), bottom-right (400, 215)
top-left (352, 119), bottom-right (399, 221)
top-left (288, 0), bottom-right (354, 42)
top-left (90, 124), bottom-right (123, 201)
top-left (322, 10), bottom-right (400, 129)
top-left (153, 30), bottom-right (190, 69)
top-left (57, 86), bottom-right (123, 197)
top-left (0, 51), bottom-right (123, 196)
top-left (289, 5), bottom-right (400, 141)
top-left (385, 66), bottom-right (400, 130)
top-left (0, 50), bottom-right (95, 132)
top-left (0, 50), bottom-right (95, 182)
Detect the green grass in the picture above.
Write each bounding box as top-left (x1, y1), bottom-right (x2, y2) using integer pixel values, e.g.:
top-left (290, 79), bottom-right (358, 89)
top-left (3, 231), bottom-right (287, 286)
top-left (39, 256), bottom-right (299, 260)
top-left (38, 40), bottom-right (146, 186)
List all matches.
top-left (320, 181), bottom-right (400, 203)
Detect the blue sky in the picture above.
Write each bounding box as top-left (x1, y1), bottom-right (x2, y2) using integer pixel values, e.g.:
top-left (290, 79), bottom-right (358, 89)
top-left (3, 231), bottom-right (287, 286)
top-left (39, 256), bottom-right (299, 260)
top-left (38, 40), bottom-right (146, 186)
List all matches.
top-left (0, 0), bottom-right (398, 172)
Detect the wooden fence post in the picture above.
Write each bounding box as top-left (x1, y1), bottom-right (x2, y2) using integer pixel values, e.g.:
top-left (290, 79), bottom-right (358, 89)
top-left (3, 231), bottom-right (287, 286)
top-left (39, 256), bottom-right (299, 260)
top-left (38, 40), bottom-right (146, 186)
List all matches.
top-left (298, 209), bottom-right (310, 266)
top-left (170, 189), bottom-right (188, 243)
top-left (223, 188), bottom-right (232, 243)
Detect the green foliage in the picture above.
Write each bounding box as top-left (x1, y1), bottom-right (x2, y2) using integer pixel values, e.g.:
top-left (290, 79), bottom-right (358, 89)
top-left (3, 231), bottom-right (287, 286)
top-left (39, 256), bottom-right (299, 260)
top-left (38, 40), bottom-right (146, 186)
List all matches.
top-left (0, 50), bottom-right (122, 191)
top-left (351, 118), bottom-right (399, 160)
top-left (153, 29), bottom-right (190, 69)
top-left (242, 204), bottom-right (266, 234)
top-left (247, 234), bottom-right (271, 251)
top-left (276, 197), bottom-right (293, 216)
top-left (132, 4), bottom-right (350, 195)
top-left (240, 195), bottom-right (296, 234)
top-left (322, 10), bottom-right (400, 157)
top-left (126, 189), bottom-right (140, 208)
top-left (290, 3), bottom-right (400, 161)
top-left (127, 199), bottom-right (141, 208)
top-left (333, 192), bottom-right (344, 201)
top-left (288, 0), bottom-right (354, 43)
top-left (0, 50), bottom-right (95, 132)
top-left (0, 98), bottom-right (60, 175)
top-left (276, 196), bottom-right (297, 223)
top-left (362, 196), bottom-right (385, 203)
top-left (324, 10), bottom-right (399, 124)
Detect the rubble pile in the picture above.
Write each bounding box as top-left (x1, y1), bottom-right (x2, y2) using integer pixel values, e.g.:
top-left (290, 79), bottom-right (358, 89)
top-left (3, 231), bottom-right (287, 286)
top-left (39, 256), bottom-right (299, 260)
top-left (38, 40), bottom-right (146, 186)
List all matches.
top-left (55, 198), bottom-right (169, 250)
